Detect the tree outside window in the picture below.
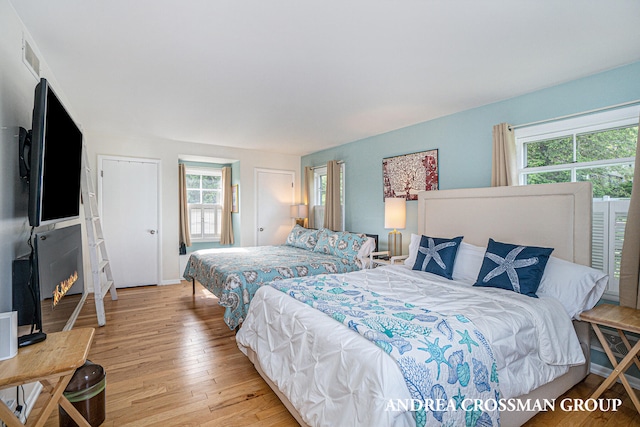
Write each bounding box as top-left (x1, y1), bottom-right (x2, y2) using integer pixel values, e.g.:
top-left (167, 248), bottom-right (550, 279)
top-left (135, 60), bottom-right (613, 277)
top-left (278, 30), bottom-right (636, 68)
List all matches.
top-left (522, 126), bottom-right (636, 198)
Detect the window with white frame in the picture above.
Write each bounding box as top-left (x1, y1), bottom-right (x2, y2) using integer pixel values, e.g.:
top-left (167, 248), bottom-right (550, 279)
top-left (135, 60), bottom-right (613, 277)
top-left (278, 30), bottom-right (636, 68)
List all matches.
top-left (516, 105), bottom-right (639, 300)
top-left (185, 167), bottom-right (223, 241)
top-left (312, 164), bottom-right (345, 230)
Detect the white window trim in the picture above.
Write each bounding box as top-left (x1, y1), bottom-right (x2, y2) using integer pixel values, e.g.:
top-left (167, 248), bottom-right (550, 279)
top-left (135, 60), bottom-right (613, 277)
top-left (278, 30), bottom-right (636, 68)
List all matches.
top-left (185, 166), bottom-right (223, 242)
top-left (515, 105), bottom-right (640, 185)
top-left (186, 167), bottom-right (223, 178)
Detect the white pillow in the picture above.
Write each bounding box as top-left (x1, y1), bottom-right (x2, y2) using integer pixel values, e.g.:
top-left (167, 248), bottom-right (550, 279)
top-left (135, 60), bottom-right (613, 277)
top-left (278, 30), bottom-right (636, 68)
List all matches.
top-left (404, 234), bottom-right (421, 267)
top-left (451, 242), bottom-right (486, 283)
top-left (357, 237), bottom-right (377, 266)
top-left (537, 256), bottom-right (608, 319)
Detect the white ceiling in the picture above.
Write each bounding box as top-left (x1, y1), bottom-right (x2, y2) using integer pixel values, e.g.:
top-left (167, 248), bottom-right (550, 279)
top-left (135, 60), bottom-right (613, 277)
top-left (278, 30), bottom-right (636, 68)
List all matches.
top-left (9, 0), bottom-right (640, 156)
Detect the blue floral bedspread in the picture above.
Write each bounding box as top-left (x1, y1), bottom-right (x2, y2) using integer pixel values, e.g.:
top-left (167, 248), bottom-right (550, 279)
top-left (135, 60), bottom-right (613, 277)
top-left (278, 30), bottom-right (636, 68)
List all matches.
top-left (270, 274), bottom-right (501, 427)
top-left (183, 245), bottom-right (362, 329)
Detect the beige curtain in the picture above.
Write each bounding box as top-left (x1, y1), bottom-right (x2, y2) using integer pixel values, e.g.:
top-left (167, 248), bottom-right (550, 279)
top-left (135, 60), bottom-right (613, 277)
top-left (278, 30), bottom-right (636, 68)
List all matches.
top-left (619, 118), bottom-right (640, 308)
top-left (178, 164), bottom-right (191, 248)
top-left (304, 166), bottom-right (314, 229)
top-left (220, 167), bottom-right (234, 245)
top-left (491, 123), bottom-right (517, 186)
top-left (323, 160), bottom-right (342, 231)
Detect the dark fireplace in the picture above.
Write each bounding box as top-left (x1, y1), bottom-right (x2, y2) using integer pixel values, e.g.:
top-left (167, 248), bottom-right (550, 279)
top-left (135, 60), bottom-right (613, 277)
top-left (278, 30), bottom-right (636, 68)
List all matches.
top-left (13, 224), bottom-right (85, 335)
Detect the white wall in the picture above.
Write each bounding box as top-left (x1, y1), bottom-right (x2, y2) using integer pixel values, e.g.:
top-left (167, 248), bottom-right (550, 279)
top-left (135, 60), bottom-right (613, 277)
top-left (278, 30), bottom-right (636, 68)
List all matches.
top-left (84, 130), bottom-right (301, 284)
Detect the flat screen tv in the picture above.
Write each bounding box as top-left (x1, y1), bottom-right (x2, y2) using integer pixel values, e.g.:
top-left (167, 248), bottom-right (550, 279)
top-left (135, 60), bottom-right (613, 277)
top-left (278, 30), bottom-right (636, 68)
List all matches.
top-left (28, 78), bottom-right (83, 227)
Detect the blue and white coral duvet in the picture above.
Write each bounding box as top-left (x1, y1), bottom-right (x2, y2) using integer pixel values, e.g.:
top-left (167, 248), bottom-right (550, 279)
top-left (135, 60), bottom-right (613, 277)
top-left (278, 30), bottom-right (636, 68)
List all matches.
top-left (236, 265), bottom-right (585, 427)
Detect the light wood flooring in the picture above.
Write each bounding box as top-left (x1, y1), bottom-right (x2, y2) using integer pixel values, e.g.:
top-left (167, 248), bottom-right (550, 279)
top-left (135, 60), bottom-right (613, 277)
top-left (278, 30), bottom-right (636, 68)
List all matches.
top-left (29, 282), bottom-right (640, 426)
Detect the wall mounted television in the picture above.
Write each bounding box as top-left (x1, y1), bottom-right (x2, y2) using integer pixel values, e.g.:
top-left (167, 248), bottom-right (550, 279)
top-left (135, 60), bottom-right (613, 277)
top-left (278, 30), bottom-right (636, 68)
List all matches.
top-left (14, 79), bottom-right (85, 346)
top-left (27, 78), bottom-right (83, 227)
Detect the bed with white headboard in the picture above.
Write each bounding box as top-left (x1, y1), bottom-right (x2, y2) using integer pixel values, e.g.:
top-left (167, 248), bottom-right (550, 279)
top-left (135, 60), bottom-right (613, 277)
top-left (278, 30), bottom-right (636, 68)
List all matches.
top-left (417, 182), bottom-right (592, 265)
top-left (236, 182), bottom-right (604, 427)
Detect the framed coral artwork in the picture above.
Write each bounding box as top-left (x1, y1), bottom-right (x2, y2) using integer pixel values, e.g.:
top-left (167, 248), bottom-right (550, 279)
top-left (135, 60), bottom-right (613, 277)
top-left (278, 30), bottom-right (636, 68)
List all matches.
top-left (382, 149), bottom-right (438, 200)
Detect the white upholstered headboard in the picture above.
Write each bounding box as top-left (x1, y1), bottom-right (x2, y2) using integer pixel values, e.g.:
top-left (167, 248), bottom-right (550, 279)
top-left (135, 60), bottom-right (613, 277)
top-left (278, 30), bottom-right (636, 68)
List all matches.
top-left (417, 182), bottom-right (592, 266)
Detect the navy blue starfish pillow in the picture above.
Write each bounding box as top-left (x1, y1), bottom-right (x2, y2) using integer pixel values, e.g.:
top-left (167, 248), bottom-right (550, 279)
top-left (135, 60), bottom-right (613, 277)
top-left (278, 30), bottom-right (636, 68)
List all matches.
top-left (473, 238), bottom-right (554, 298)
top-left (412, 235), bottom-right (463, 279)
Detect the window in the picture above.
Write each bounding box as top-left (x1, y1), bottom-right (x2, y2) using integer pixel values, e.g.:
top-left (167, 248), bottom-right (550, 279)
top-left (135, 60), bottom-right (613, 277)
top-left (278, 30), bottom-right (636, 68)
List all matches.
top-left (312, 164), bottom-right (345, 230)
top-left (185, 167), bottom-right (223, 241)
top-left (516, 105), bottom-right (639, 300)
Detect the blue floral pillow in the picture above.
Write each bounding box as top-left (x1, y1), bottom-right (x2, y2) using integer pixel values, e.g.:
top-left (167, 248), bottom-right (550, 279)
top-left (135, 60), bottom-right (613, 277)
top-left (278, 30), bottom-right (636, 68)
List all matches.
top-left (285, 225), bottom-right (319, 250)
top-left (473, 238), bottom-right (554, 298)
top-left (412, 235), bottom-right (463, 279)
top-left (314, 228), bottom-right (368, 264)
top-left (313, 228), bottom-right (337, 254)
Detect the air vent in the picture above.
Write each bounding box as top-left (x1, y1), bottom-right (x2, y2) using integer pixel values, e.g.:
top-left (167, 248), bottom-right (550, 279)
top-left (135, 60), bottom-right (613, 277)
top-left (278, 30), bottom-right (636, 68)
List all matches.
top-left (22, 37), bottom-right (40, 79)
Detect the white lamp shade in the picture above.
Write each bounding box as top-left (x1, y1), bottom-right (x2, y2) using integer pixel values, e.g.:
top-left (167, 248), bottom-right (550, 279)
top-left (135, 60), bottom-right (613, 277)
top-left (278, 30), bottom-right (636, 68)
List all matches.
top-left (384, 198), bottom-right (406, 229)
top-left (290, 204), bottom-right (308, 218)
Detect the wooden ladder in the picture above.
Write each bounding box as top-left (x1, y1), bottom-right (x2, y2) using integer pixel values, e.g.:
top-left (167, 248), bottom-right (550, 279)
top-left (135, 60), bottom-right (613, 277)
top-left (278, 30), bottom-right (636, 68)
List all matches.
top-left (81, 145), bottom-right (117, 326)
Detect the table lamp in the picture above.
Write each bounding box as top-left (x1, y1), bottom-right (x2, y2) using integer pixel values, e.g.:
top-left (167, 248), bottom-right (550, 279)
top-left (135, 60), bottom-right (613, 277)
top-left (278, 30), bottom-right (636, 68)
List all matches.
top-left (385, 197), bottom-right (406, 257)
top-left (290, 204), bottom-right (308, 227)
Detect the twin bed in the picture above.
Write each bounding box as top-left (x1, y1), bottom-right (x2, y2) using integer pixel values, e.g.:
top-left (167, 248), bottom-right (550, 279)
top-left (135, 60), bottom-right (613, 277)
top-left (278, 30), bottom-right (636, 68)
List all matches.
top-left (183, 227), bottom-right (375, 329)
top-left (234, 182), bottom-right (608, 426)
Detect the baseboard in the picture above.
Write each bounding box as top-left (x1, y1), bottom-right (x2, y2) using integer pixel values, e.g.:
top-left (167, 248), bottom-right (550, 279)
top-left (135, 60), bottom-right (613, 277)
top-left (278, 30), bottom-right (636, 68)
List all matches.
top-left (590, 362), bottom-right (640, 390)
top-left (161, 279), bottom-right (181, 286)
top-left (0, 381), bottom-right (42, 424)
top-left (22, 381), bottom-right (42, 422)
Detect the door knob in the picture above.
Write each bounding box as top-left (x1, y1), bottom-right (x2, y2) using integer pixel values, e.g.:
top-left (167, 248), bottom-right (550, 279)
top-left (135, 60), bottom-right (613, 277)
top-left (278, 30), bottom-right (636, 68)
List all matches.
top-left (149, 230), bottom-right (156, 234)
top-left (259, 227), bottom-right (264, 232)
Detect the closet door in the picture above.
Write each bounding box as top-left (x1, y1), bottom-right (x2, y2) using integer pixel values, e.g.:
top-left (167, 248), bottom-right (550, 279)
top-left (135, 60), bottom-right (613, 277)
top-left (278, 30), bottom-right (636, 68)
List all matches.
top-left (99, 156), bottom-right (160, 288)
top-left (255, 169), bottom-right (295, 246)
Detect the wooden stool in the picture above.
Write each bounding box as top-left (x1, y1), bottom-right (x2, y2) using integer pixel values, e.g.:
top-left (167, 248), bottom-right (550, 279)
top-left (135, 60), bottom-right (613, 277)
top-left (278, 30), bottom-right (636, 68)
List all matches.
top-left (580, 304), bottom-right (640, 413)
top-left (0, 328), bottom-right (95, 427)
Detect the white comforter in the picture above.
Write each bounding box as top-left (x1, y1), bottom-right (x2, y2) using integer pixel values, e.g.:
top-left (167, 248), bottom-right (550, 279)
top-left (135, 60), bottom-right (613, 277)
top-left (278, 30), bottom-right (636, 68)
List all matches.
top-left (236, 265), bottom-right (585, 427)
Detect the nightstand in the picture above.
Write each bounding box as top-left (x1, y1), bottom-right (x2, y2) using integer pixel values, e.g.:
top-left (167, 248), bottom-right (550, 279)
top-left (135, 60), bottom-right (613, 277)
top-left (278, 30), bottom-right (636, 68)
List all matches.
top-left (580, 304), bottom-right (640, 413)
top-left (369, 251), bottom-right (408, 268)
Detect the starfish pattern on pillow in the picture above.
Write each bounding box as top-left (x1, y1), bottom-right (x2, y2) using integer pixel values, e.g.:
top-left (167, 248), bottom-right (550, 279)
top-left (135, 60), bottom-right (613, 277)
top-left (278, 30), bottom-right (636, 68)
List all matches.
top-left (417, 238), bottom-right (458, 271)
top-left (482, 246), bottom-right (539, 293)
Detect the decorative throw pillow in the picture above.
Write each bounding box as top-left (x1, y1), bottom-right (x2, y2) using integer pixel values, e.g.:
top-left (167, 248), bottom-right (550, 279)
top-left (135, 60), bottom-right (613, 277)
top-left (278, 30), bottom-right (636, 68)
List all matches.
top-left (285, 225), bottom-right (319, 250)
top-left (473, 238), bottom-right (554, 298)
top-left (314, 228), bottom-right (368, 264)
top-left (335, 232), bottom-right (368, 263)
top-left (313, 228), bottom-right (339, 254)
top-left (412, 235), bottom-right (463, 279)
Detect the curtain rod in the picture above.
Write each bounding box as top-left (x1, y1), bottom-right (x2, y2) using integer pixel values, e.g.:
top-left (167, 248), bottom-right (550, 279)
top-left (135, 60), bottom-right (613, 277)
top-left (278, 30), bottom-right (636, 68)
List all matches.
top-left (309, 160), bottom-right (344, 170)
top-left (510, 99), bottom-right (640, 131)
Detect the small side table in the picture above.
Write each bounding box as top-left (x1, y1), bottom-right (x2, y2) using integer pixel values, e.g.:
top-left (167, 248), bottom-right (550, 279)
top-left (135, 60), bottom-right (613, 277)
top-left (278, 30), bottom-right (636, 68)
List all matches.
top-left (580, 304), bottom-right (640, 413)
top-left (0, 328), bottom-right (95, 427)
top-left (369, 251), bottom-right (408, 268)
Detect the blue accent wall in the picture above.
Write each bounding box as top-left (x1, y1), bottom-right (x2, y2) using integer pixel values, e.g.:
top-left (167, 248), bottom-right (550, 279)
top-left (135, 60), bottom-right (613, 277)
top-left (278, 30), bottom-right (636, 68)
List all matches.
top-left (302, 61), bottom-right (640, 252)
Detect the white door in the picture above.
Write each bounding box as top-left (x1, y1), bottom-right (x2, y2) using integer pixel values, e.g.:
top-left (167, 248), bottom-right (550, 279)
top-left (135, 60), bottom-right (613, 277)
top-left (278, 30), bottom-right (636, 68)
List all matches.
top-left (99, 157), bottom-right (160, 288)
top-left (256, 169), bottom-right (294, 246)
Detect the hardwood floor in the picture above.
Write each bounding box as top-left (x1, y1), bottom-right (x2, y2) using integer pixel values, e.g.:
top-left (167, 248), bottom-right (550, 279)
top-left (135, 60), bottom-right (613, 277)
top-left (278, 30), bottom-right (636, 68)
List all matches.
top-left (29, 282), bottom-right (640, 426)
